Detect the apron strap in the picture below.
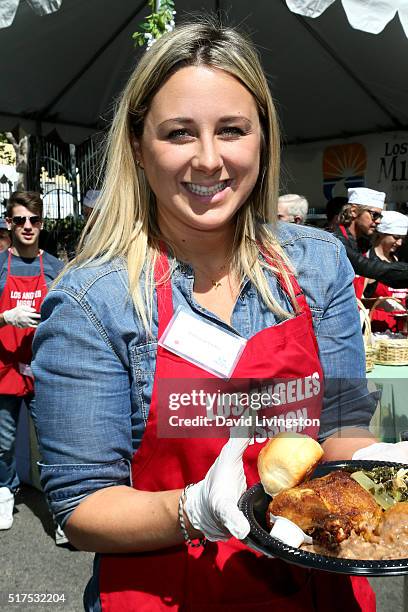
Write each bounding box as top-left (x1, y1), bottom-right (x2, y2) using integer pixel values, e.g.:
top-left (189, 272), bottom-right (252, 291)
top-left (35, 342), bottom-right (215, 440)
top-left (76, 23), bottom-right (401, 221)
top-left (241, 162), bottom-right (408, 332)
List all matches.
top-left (6, 249), bottom-right (44, 276)
top-left (38, 251), bottom-right (44, 277)
top-left (259, 245), bottom-right (304, 307)
top-left (154, 244), bottom-right (174, 338)
top-left (259, 244), bottom-right (319, 352)
top-left (154, 242), bottom-right (318, 346)
top-left (339, 224), bottom-right (348, 240)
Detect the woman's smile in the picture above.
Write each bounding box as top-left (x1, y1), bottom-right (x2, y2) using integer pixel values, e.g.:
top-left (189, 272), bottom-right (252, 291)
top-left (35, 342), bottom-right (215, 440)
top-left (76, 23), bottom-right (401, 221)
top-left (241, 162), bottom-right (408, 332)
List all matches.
top-left (182, 179), bottom-right (233, 200)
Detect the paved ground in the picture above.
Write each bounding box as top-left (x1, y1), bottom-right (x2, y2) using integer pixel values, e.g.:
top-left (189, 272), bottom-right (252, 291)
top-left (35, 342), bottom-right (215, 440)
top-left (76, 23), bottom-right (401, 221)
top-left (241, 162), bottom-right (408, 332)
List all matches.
top-left (1, 486), bottom-right (93, 612)
top-left (1, 485), bottom-right (406, 612)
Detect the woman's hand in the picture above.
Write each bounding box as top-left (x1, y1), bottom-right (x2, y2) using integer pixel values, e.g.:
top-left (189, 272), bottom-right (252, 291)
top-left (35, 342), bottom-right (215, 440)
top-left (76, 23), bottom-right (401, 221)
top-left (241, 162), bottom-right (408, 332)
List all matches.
top-left (353, 441), bottom-right (408, 462)
top-left (184, 435), bottom-right (251, 542)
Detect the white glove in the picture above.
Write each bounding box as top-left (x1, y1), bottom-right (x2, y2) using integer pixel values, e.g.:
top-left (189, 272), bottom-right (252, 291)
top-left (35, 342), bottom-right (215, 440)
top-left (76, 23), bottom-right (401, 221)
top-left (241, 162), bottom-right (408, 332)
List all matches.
top-left (353, 442), bottom-right (408, 463)
top-left (3, 305), bottom-right (41, 329)
top-left (184, 435), bottom-right (251, 542)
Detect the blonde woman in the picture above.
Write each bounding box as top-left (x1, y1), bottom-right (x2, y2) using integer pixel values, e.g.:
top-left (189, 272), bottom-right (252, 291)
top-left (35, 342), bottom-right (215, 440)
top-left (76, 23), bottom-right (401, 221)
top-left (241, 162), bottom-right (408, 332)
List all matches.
top-left (31, 20), bottom-right (392, 612)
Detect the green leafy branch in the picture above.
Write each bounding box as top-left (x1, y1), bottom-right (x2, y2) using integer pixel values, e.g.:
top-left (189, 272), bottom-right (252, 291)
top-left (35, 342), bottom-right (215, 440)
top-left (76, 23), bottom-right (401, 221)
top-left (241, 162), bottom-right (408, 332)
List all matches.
top-left (0, 133), bottom-right (15, 165)
top-left (43, 215), bottom-right (84, 233)
top-left (133, 0), bottom-right (176, 49)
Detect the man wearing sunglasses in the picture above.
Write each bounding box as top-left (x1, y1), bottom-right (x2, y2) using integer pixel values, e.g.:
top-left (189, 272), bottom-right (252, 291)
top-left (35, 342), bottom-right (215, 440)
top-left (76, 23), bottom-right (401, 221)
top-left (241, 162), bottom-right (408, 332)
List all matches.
top-left (0, 191), bottom-right (63, 534)
top-left (334, 187), bottom-right (408, 299)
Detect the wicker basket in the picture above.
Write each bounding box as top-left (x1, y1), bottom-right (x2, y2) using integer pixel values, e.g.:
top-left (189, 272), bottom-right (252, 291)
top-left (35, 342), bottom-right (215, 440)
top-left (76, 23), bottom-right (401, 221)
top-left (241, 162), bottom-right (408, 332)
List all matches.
top-left (374, 338), bottom-right (408, 365)
top-left (365, 345), bottom-right (377, 372)
top-left (369, 295), bottom-right (407, 325)
top-left (356, 299), bottom-right (376, 372)
top-left (368, 296), bottom-right (408, 365)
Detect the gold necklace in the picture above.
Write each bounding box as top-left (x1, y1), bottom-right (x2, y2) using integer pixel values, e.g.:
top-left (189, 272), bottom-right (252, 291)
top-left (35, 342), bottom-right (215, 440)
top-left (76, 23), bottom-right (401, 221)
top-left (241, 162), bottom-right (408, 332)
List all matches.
top-left (191, 262), bottom-right (228, 291)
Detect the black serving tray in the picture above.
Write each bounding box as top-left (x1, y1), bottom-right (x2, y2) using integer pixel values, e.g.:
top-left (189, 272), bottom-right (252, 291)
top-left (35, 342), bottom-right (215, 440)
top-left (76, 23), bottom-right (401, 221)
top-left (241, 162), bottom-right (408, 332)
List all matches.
top-left (238, 460), bottom-right (408, 576)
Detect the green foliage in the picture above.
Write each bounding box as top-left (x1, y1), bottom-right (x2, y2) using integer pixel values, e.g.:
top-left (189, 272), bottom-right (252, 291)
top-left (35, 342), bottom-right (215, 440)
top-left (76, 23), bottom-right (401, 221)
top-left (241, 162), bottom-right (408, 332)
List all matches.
top-left (43, 215), bottom-right (85, 258)
top-left (132, 0), bottom-right (176, 48)
top-left (0, 133), bottom-right (15, 165)
top-left (43, 215), bottom-right (85, 234)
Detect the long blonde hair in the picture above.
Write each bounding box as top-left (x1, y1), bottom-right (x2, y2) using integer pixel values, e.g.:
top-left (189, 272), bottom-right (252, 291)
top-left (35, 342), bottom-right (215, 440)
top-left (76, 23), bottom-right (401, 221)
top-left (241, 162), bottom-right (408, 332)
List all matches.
top-left (63, 18), bottom-right (300, 329)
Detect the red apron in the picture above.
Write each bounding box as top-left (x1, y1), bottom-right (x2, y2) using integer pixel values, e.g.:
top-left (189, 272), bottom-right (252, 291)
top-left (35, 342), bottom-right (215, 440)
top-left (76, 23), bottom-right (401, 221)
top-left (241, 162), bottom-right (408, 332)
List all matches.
top-left (0, 249), bottom-right (47, 396)
top-left (339, 225), bottom-right (367, 300)
top-left (369, 279), bottom-right (408, 333)
top-left (99, 250), bottom-right (375, 612)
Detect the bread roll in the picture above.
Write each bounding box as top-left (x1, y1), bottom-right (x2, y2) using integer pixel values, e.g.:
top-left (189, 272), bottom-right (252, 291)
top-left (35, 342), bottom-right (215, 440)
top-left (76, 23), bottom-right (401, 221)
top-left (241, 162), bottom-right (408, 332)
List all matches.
top-left (258, 432), bottom-right (324, 496)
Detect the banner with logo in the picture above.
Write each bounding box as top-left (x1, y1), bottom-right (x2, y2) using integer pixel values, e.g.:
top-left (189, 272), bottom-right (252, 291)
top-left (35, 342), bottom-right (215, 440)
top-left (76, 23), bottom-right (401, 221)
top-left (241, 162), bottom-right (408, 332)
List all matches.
top-left (281, 131), bottom-right (408, 211)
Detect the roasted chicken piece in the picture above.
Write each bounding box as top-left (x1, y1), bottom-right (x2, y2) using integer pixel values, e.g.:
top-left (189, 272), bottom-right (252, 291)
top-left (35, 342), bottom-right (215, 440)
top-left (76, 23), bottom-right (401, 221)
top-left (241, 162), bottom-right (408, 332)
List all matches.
top-left (268, 470), bottom-right (382, 547)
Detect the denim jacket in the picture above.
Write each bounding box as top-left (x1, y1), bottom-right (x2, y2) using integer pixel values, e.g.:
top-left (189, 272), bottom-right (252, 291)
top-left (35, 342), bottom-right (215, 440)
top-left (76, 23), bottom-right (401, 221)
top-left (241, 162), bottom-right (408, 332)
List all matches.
top-left (31, 223), bottom-right (376, 528)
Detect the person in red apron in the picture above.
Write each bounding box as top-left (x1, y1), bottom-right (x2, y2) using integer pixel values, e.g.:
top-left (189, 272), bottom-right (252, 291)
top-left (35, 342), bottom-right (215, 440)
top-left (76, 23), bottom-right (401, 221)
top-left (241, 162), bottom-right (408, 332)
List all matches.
top-left (97, 248), bottom-right (375, 612)
top-left (336, 187), bottom-right (385, 300)
top-left (0, 191), bottom-right (62, 531)
top-left (334, 187), bottom-right (408, 299)
top-left (364, 211), bottom-right (408, 333)
top-left (32, 21), bottom-right (394, 612)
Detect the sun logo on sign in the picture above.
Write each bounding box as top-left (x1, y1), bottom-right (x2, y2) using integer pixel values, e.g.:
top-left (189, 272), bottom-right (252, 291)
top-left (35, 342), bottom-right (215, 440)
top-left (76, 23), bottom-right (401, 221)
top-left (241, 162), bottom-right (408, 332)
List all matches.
top-left (322, 143), bottom-right (367, 200)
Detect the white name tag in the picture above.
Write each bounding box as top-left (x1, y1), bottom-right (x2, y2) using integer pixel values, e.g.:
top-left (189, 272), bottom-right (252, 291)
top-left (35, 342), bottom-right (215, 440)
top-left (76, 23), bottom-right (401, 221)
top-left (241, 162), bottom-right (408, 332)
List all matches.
top-left (159, 306), bottom-right (247, 379)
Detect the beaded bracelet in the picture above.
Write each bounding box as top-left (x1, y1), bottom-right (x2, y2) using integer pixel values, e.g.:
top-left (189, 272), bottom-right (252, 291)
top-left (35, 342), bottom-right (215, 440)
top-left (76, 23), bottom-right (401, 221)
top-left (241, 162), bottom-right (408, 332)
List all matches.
top-left (178, 484), bottom-right (207, 548)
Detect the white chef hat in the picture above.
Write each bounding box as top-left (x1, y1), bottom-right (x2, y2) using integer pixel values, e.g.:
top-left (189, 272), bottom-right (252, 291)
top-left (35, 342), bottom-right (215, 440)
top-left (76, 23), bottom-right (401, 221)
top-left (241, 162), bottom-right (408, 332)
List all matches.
top-left (377, 211), bottom-right (408, 236)
top-left (347, 187), bottom-right (386, 209)
top-left (83, 189), bottom-right (100, 208)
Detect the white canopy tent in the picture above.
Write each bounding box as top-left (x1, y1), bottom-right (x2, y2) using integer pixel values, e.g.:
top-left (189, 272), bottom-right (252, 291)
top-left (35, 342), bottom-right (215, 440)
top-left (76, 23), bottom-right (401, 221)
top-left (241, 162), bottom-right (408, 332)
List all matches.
top-left (0, 0), bottom-right (407, 145)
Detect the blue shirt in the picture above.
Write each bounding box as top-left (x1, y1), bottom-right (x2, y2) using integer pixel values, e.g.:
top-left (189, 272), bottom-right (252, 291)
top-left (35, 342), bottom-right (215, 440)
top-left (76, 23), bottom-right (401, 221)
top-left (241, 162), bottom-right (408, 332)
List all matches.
top-left (0, 250), bottom-right (64, 294)
top-left (31, 223), bottom-right (377, 528)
